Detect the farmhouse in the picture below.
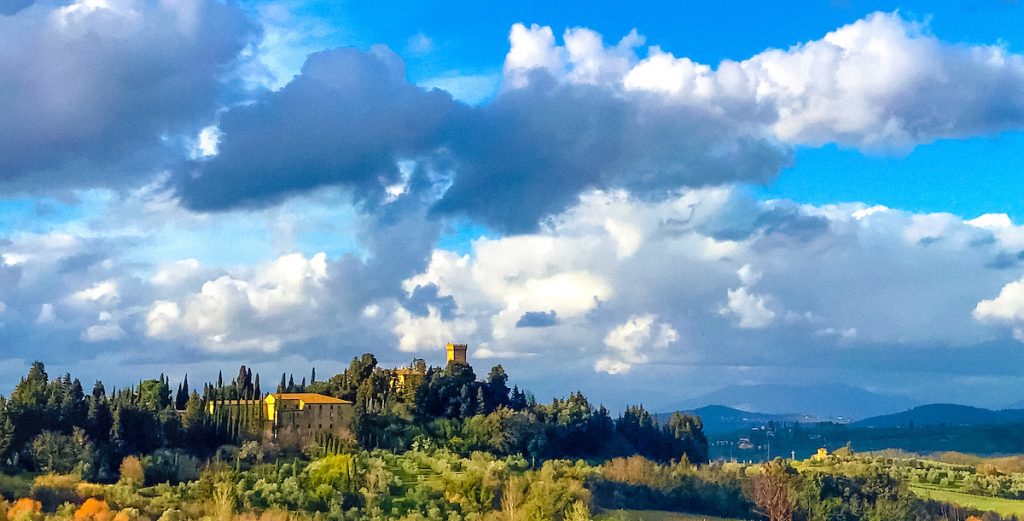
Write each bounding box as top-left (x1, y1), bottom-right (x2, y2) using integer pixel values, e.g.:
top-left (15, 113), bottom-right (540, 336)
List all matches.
top-left (266, 392), bottom-right (353, 435)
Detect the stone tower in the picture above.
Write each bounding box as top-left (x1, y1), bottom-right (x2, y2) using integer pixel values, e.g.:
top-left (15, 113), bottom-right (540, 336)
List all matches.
top-left (446, 342), bottom-right (468, 365)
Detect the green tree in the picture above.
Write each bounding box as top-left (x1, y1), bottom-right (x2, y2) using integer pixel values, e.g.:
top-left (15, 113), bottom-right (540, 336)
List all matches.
top-left (85, 391), bottom-right (113, 444)
top-left (138, 378), bottom-right (171, 411)
top-left (485, 365), bottom-right (510, 412)
top-left (31, 429), bottom-right (92, 473)
top-left (0, 398), bottom-right (15, 461)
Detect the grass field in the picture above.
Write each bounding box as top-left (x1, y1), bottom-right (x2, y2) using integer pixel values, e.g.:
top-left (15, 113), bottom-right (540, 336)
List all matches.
top-left (595, 510), bottom-right (745, 521)
top-left (910, 484), bottom-right (1024, 516)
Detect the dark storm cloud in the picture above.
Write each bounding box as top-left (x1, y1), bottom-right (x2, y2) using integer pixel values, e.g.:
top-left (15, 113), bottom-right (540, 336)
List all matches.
top-left (175, 47), bottom-right (463, 211)
top-left (175, 48), bottom-right (791, 232)
top-left (402, 283), bottom-right (457, 320)
top-left (433, 75), bottom-right (790, 231)
top-left (516, 310), bottom-right (558, 328)
top-left (0, 0), bottom-right (257, 189)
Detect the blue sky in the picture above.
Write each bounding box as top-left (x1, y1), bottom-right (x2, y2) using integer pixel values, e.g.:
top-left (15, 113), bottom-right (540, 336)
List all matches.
top-left (5, 0), bottom-right (1024, 415)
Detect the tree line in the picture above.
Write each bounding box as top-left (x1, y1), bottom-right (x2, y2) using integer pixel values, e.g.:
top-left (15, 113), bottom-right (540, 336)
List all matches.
top-left (0, 355), bottom-right (708, 482)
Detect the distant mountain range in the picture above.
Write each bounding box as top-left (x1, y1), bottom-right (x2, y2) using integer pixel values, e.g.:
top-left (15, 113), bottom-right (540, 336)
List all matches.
top-left (853, 404), bottom-right (1024, 428)
top-left (663, 402), bottom-right (1024, 436)
top-left (659, 405), bottom-right (838, 435)
top-left (677, 383), bottom-right (918, 420)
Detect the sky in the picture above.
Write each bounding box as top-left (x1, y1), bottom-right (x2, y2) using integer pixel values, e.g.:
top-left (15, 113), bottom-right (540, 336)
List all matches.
top-left (3, 0), bottom-right (1024, 415)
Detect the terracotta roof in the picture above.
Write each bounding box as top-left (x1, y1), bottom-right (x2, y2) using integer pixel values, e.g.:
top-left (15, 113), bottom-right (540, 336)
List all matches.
top-left (272, 393), bottom-right (352, 405)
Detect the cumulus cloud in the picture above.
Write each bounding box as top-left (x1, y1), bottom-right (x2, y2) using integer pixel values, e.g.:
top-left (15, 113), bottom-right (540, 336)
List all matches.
top-left (82, 314), bottom-right (126, 343)
top-left (392, 305), bottom-right (477, 353)
top-left (0, 0), bottom-right (257, 190)
top-left (5, 183), bottom-right (1024, 406)
top-left (975, 278), bottom-right (1024, 341)
top-left (169, 12), bottom-right (1024, 232)
top-left (174, 46), bottom-right (461, 211)
top-left (516, 310), bottom-right (558, 328)
top-left (596, 314), bottom-right (678, 374)
top-left (719, 264), bottom-right (777, 329)
top-left (176, 41), bottom-right (786, 230)
top-left (721, 286), bottom-right (776, 329)
top-left (397, 186), bottom-right (1024, 389)
top-left (513, 13), bottom-right (1024, 149)
top-left (145, 252), bottom-right (331, 352)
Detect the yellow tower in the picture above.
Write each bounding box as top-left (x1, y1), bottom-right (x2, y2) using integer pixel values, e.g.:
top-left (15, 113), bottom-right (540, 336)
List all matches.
top-left (446, 342), bottom-right (468, 365)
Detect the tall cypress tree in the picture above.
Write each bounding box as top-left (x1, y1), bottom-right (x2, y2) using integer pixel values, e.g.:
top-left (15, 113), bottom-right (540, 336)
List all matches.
top-left (0, 398), bottom-right (14, 460)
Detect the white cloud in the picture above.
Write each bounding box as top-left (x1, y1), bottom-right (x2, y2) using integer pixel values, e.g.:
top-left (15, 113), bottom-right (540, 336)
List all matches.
top-left (144, 252), bottom-right (332, 352)
top-left (406, 32), bottom-right (434, 55)
top-left (68, 280), bottom-right (119, 306)
top-left (392, 305), bottom-right (477, 353)
top-left (504, 12), bottom-right (1024, 150)
top-left (721, 287), bottom-right (776, 329)
top-left (720, 264), bottom-right (775, 329)
top-left (975, 278), bottom-right (1024, 340)
top-left (192, 126), bottom-right (222, 158)
top-left (151, 259), bottom-right (202, 287)
top-left (504, 23), bottom-right (563, 89)
top-left (82, 320), bottom-right (126, 343)
top-left (36, 304), bottom-right (56, 324)
top-left (596, 314), bottom-right (678, 374)
top-left (815, 327), bottom-right (858, 340)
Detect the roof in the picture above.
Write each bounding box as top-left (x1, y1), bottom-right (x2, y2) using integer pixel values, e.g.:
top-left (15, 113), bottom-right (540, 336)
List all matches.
top-left (269, 393), bottom-right (352, 405)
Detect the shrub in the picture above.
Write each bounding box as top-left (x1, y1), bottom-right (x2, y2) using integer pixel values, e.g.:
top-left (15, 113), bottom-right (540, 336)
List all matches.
top-left (110, 508), bottom-right (144, 521)
top-left (154, 510), bottom-right (184, 521)
top-left (31, 474), bottom-right (79, 511)
top-left (0, 476), bottom-right (29, 503)
top-left (141, 451), bottom-right (200, 486)
top-left (75, 483), bottom-right (107, 502)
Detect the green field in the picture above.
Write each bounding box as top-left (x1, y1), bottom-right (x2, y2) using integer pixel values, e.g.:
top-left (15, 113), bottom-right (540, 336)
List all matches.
top-left (596, 510), bottom-right (745, 521)
top-left (910, 484), bottom-right (1024, 516)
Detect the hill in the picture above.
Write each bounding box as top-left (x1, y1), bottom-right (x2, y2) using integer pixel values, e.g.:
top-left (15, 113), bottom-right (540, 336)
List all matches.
top-left (854, 403), bottom-right (1024, 428)
top-left (678, 383), bottom-right (917, 420)
top-left (659, 405), bottom-right (831, 435)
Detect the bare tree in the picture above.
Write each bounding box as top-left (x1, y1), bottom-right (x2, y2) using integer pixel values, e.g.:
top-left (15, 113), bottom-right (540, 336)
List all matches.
top-left (753, 458), bottom-right (796, 521)
top-left (501, 475), bottom-right (527, 521)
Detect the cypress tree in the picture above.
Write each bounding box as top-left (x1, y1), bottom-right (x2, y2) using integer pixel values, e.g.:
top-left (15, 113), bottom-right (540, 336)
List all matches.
top-left (0, 398), bottom-right (14, 460)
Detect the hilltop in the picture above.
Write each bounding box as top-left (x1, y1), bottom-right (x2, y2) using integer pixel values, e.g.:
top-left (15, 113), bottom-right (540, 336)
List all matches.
top-left (854, 403), bottom-right (1024, 428)
top-left (677, 383), bottom-right (917, 420)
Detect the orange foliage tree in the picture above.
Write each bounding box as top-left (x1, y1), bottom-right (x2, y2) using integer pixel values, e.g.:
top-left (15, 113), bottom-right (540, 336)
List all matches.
top-left (7, 497), bottom-right (42, 520)
top-left (74, 498), bottom-right (115, 521)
